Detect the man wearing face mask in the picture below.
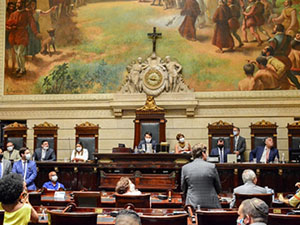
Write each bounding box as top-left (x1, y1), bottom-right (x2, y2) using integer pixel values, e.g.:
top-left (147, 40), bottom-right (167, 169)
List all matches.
top-left (4, 142), bottom-right (21, 162)
top-left (233, 127), bottom-right (246, 162)
top-left (0, 148), bottom-right (12, 178)
top-left (42, 171), bottom-right (65, 190)
top-left (237, 198), bottom-right (269, 225)
top-left (33, 140), bottom-right (56, 161)
top-left (137, 132), bottom-right (157, 153)
top-left (211, 138), bottom-right (231, 163)
top-left (12, 147), bottom-right (37, 190)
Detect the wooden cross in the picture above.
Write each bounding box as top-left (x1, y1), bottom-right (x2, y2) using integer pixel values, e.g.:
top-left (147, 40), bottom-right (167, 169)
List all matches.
top-left (147, 27), bottom-right (162, 54)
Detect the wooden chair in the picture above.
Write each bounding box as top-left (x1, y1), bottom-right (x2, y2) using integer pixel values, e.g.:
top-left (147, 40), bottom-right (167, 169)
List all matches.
top-left (250, 120), bottom-right (278, 150)
top-left (75, 122), bottom-right (100, 160)
top-left (47, 210), bottom-right (97, 225)
top-left (72, 191), bottom-right (101, 207)
top-left (196, 209), bottom-right (238, 225)
top-left (287, 121), bottom-right (300, 162)
top-left (33, 121), bottom-right (59, 158)
top-left (115, 193), bottom-right (151, 208)
top-left (235, 193), bottom-right (273, 208)
top-left (134, 96), bottom-right (167, 148)
top-left (207, 120), bottom-right (234, 153)
top-left (268, 213), bottom-right (300, 225)
top-left (28, 192), bottom-right (42, 206)
top-left (3, 122), bottom-right (28, 150)
top-left (140, 213), bottom-right (188, 225)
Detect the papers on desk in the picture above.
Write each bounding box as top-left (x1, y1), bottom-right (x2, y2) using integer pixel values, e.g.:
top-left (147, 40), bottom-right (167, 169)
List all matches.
top-left (54, 191), bottom-right (66, 200)
top-left (220, 197), bottom-right (232, 203)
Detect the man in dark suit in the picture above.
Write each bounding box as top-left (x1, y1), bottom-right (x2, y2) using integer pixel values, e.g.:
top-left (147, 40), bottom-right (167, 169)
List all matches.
top-left (137, 132), bottom-right (157, 153)
top-left (33, 140), bottom-right (56, 161)
top-left (12, 147), bottom-right (37, 190)
top-left (249, 137), bottom-right (279, 163)
top-left (0, 148), bottom-right (12, 178)
top-left (210, 138), bottom-right (231, 163)
top-left (233, 127), bottom-right (246, 162)
top-left (181, 143), bottom-right (222, 208)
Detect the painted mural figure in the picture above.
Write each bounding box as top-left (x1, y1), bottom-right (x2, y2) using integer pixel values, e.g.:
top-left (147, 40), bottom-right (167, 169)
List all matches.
top-left (212, 0), bottom-right (234, 53)
top-left (289, 32), bottom-right (300, 76)
top-left (256, 0), bottom-right (271, 40)
top-left (242, 0), bottom-right (263, 46)
top-left (238, 63), bottom-right (263, 90)
top-left (228, 0), bottom-right (243, 48)
top-left (269, 24), bottom-right (300, 89)
top-left (6, 0), bottom-right (42, 76)
top-left (272, 0), bottom-right (299, 37)
top-left (5, 2), bottom-right (16, 71)
top-left (26, 0), bottom-right (56, 59)
top-left (178, 0), bottom-right (201, 41)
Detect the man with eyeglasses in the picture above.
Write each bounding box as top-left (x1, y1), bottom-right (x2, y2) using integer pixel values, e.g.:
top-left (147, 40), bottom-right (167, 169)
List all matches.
top-left (181, 143), bottom-right (222, 208)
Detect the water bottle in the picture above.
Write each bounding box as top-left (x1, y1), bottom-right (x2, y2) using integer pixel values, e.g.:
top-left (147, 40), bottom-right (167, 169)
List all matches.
top-left (274, 156), bottom-right (279, 164)
top-left (281, 152), bottom-right (285, 164)
top-left (134, 146), bottom-right (138, 154)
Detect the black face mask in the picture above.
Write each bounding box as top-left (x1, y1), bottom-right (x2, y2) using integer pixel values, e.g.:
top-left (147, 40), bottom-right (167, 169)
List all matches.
top-left (217, 144), bottom-right (224, 149)
top-left (261, 51), bottom-right (267, 56)
top-left (0, 154), bottom-right (3, 160)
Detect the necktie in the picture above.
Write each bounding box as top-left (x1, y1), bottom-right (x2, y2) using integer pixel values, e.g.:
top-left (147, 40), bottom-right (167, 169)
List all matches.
top-left (0, 163), bottom-right (2, 179)
top-left (220, 149), bottom-right (224, 163)
top-left (235, 137), bottom-right (238, 150)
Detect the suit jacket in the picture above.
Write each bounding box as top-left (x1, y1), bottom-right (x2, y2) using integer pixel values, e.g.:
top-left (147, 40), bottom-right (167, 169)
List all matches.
top-left (230, 181), bottom-right (267, 208)
top-left (181, 158), bottom-right (222, 208)
top-left (249, 146), bottom-right (279, 163)
top-left (234, 136), bottom-right (246, 161)
top-left (138, 139), bottom-right (157, 151)
top-left (210, 147), bottom-right (231, 163)
top-left (33, 148), bottom-right (56, 161)
top-left (12, 160), bottom-right (37, 190)
top-left (3, 149), bottom-right (21, 162)
top-left (0, 159), bottom-right (12, 178)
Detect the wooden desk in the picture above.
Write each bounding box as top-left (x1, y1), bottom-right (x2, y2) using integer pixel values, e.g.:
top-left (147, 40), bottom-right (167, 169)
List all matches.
top-left (35, 158), bottom-right (300, 193)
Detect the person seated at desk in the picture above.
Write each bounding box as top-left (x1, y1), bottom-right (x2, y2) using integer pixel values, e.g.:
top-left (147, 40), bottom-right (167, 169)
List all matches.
top-left (71, 142), bottom-right (89, 162)
top-left (174, 133), bottom-right (191, 154)
top-left (0, 173), bottom-right (39, 225)
top-left (137, 132), bottom-right (157, 153)
top-left (279, 182), bottom-right (300, 208)
top-left (42, 171), bottom-right (65, 191)
top-left (230, 169), bottom-right (267, 208)
top-left (12, 147), bottom-right (37, 191)
top-left (210, 138), bottom-right (230, 163)
top-left (4, 142), bottom-right (21, 162)
top-left (249, 137), bottom-right (279, 163)
top-left (0, 148), bottom-right (12, 179)
top-left (115, 177), bottom-right (141, 195)
top-left (237, 198), bottom-right (269, 225)
top-left (33, 140), bottom-right (56, 161)
top-left (115, 209), bottom-right (141, 225)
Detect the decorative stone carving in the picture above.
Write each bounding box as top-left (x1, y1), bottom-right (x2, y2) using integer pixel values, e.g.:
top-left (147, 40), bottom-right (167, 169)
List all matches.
top-left (136, 96), bottom-right (164, 112)
top-left (120, 53), bottom-right (192, 96)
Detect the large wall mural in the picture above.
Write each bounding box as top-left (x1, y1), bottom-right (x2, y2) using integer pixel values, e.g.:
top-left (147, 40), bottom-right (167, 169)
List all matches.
top-left (3, 0), bottom-right (300, 95)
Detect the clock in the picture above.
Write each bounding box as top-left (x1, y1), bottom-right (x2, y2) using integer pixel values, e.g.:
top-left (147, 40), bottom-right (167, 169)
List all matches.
top-left (143, 68), bottom-right (164, 90)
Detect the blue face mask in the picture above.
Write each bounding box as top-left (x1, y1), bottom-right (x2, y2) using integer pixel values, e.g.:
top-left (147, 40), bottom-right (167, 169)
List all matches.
top-left (236, 218), bottom-right (246, 225)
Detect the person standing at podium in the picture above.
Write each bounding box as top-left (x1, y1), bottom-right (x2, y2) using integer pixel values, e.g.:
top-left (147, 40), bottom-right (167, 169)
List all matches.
top-left (233, 127), bottom-right (246, 162)
top-left (181, 143), bottom-right (222, 208)
top-left (137, 132), bottom-right (157, 153)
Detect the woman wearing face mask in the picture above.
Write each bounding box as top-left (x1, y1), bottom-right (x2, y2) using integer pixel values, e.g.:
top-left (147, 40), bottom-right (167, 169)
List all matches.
top-left (115, 177), bottom-right (141, 195)
top-left (71, 142), bottom-right (89, 162)
top-left (175, 133), bottom-right (191, 154)
top-left (0, 173), bottom-right (39, 225)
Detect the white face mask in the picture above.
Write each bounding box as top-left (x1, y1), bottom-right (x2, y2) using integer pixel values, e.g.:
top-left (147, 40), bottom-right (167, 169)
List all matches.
top-left (145, 138), bottom-right (151, 143)
top-left (43, 146), bottom-right (49, 150)
top-left (76, 147), bottom-right (82, 152)
top-left (179, 137), bottom-right (185, 143)
top-left (25, 153), bottom-right (31, 160)
top-left (129, 182), bottom-right (136, 192)
top-left (233, 131), bottom-right (238, 136)
top-left (7, 146), bottom-right (14, 151)
top-left (51, 175), bottom-right (58, 182)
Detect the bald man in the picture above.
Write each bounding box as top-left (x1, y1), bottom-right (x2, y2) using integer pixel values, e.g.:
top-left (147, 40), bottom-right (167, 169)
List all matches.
top-left (42, 171), bottom-right (65, 190)
top-left (115, 210), bottom-right (141, 225)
